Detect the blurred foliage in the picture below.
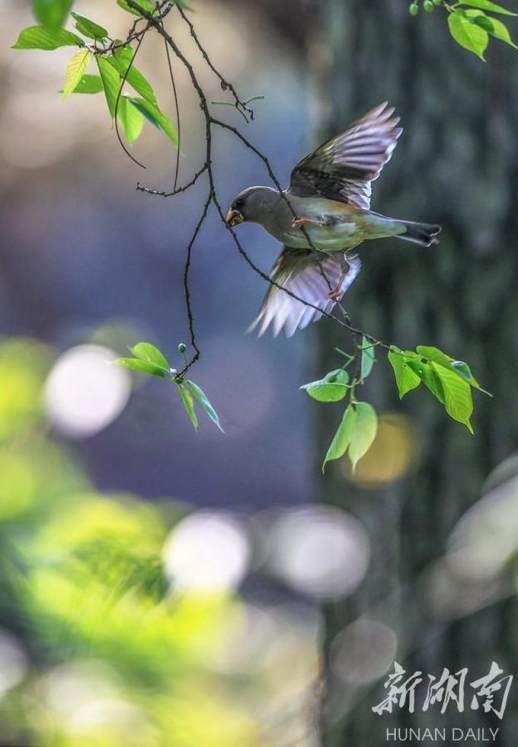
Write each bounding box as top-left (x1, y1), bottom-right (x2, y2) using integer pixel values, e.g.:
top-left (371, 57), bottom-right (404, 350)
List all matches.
top-left (0, 337), bottom-right (265, 747)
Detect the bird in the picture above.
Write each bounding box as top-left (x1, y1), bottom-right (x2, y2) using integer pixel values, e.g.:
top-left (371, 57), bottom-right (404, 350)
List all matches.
top-left (225, 101), bottom-right (441, 337)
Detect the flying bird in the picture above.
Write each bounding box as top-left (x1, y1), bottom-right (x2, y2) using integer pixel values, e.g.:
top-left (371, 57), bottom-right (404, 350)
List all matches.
top-left (225, 102), bottom-right (441, 337)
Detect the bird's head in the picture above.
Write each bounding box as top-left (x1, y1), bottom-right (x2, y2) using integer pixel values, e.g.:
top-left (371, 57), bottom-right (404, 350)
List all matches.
top-left (225, 186), bottom-right (278, 227)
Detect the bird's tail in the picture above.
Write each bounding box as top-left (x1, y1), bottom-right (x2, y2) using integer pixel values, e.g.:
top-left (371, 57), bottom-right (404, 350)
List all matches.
top-left (396, 220), bottom-right (442, 248)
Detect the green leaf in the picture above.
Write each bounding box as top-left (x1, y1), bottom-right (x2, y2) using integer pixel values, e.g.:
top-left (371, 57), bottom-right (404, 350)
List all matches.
top-left (130, 342), bottom-right (170, 371)
top-left (302, 368), bottom-right (349, 402)
top-left (485, 15), bottom-right (518, 45)
top-left (71, 12), bottom-right (108, 40)
top-left (117, 0), bottom-right (156, 16)
top-left (465, 9), bottom-right (518, 47)
top-left (301, 381), bottom-right (348, 402)
top-left (33, 0), bottom-right (74, 29)
top-left (348, 402), bottom-right (378, 472)
top-left (360, 337), bottom-right (376, 381)
top-left (62, 49), bottom-right (92, 99)
top-left (431, 362), bottom-right (474, 432)
top-left (129, 97), bottom-right (179, 145)
top-left (109, 48), bottom-right (158, 106)
top-left (96, 56), bottom-right (121, 117)
top-left (115, 358), bottom-right (168, 378)
top-left (417, 345), bottom-right (490, 394)
top-left (450, 359), bottom-right (491, 394)
top-left (71, 74), bottom-right (104, 94)
top-left (459, 0), bottom-right (517, 16)
top-left (325, 369), bottom-right (349, 385)
top-left (13, 25), bottom-right (84, 50)
top-left (186, 381), bottom-right (224, 432)
top-left (448, 10), bottom-right (489, 58)
top-left (470, 12), bottom-right (496, 31)
top-left (322, 404), bottom-right (356, 473)
top-left (118, 96), bottom-right (144, 143)
top-left (177, 383), bottom-right (198, 430)
top-left (408, 359), bottom-right (446, 404)
top-left (388, 348), bottom-right (421, 398)
top-left (416, 345), bottom-right (455, 368)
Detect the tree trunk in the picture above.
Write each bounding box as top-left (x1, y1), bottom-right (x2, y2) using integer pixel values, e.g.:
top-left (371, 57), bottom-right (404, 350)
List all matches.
top-left (310, 1), bottom-right (518, 744)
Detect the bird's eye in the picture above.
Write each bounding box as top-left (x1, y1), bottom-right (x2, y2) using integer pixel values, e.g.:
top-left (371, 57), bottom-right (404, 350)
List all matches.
top-left (234, 199), bottom-right (244, 210)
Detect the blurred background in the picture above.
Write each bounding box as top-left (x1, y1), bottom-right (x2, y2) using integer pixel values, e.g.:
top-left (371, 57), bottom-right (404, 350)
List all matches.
top-left (0, 0), bottom-right (517, 745)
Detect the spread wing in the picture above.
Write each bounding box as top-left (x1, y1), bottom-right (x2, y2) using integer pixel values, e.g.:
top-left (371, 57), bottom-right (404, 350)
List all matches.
top-left (289, 101), bottom-right (402, 210)
top-left (248, 248), bottom-right (361, 338)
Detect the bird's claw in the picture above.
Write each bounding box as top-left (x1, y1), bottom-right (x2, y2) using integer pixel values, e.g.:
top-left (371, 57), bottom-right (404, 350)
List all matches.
top-left (328, 288), bottom-right (342, 302)
top-left (291, 217), bottom-right (319, 229)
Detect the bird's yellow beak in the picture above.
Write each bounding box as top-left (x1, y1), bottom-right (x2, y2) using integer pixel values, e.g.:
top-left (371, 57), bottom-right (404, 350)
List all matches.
top-left (225, 208), bottom-right (244, 227)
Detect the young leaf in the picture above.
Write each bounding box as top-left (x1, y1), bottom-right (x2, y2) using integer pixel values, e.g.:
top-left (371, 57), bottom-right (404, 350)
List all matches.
top-left (129, 97), bottom-right (179, 145)
top-left (71, 74), bottom-right (104, 94)
top-left (109, 48), bottom-right (158, 106)
top-left (118, 97), bottom-right (144, 143)
top-left (301, 381), bottom-right (348, 402)
top-left (186, 380), bottom-right (224, 432)
top-left (71, 12), bottom-right (108, 40)
top-left (115, 357), bottom-right (169, 378)
top-left (177, 383), bottom-right (198, 430)
top-left (62, 49), bottom-right (92, 99)
top-left (409, 360), bottom-right (446, 404)
top-left (431, 362), bottom-right (474, 432)
top-left (485, 15), bottom-right (518, 46)
top-left (470, 13), bottom-right (496, 32)
top-left (325, 369), bottom-right (349, 385)
top-left (348, 402), bottom-right (378, 472)
top-left (13, 26), bottom-right (83, 50)
top-left (322, 404), bottom-right (356, 473)
top-left (448, 10), bottom-right (489, 59)
top-left (450, 360), bottom-right (491, 394)
top-left (459, 0), bottom-right (517, 16)
top-left (388, 348), bottom-right (421, 398)
top-left (417, 345), bottom-right (490, 394)
top-left (117, 0), bottom-right (156, 16)
top-left (465, 10), bottom-right (518, 47)
top-left (96, 56), bottom-right (121, 117)
top-left (33, 0), bottom-right (74, 29)
top-left (415, 345), bottom-right (455, 368)
top-left (130, 342), bottom-right (170, 371)
top-left (360, 337), bottom-right (376, 381)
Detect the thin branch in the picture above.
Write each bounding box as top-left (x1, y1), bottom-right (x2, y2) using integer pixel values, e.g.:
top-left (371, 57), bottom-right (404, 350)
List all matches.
top-left (176, 195), bottom-right (212, 379)
top-left (114, 34), bottom-right (147, 170)
top-left (162, 29), bottom-right (181, 190)
top-left (177, 5), bottom-right (255, 121)
top-left (136, 164), bottom-right (208, 196)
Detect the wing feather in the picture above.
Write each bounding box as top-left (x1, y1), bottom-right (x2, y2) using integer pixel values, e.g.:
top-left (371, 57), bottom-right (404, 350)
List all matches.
top-left (248, 249), bottom-right (361, 338)
top-left (288, 101), bottom-right (402, 209)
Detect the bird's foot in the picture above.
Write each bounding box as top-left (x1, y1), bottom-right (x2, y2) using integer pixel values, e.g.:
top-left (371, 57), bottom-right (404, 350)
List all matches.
top-left (328, 287), bottom-right (343, 302)
top-left (291, 217), bottom-right (322, 229)
top-left (327, 262), bottom-right (350, 302)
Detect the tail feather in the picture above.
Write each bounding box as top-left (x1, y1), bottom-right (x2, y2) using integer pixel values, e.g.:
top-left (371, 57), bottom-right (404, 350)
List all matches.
top-left (397, 220), bottom-right (442, 248)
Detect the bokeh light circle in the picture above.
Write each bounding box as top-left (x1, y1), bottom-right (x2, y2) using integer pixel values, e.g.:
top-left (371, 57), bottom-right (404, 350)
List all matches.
top-left (44, 345), bottom-right (131, 438)
top-left (267, 506), bottom-right (370, 599)
top-left (163, 512), bottom-right (250, 592)
top-left (331, 618), bottom-right (398, 685)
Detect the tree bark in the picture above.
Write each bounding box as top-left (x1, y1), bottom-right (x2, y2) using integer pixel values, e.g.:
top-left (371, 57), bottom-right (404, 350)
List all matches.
top-left (310, 2), bottom-right (518, 744)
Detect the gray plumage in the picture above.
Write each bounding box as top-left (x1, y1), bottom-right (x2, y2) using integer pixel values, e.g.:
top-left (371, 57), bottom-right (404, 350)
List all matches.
top-left (226, 102), bottom-right (441, 337)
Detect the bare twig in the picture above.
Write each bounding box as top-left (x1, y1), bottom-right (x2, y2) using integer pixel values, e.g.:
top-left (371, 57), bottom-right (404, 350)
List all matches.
top-left (177, 4), bottom-right (255, 121)
top-left (162, 30), bottom-right (181, 190)
top-left (137, 164), bottom-right (208, 196)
